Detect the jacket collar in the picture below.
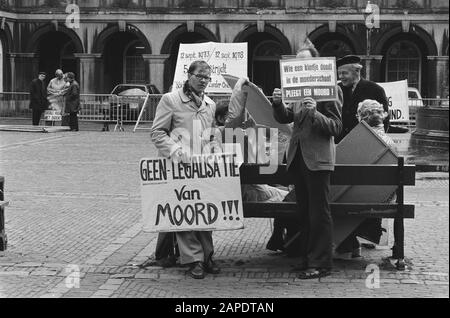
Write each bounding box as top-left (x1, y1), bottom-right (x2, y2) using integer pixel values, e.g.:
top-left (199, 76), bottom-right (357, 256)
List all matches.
top-left (178, 88), bottom-right (214, 107)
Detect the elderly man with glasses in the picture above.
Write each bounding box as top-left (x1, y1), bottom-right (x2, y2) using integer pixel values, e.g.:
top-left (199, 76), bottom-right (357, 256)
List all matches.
top-left (151, 60), bottom-right (221, 279)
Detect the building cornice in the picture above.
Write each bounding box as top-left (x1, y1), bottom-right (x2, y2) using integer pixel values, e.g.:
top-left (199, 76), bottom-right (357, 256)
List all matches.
top-left (427, 56), bottom-right (449, 61)
top-left (0, 11), bottom-right (449, 24)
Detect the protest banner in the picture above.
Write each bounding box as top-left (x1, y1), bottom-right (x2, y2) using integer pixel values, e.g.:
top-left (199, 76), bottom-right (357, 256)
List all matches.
top-left (172, 42), bottom-right (248, 94)
top-left (140, 153), bottom-right (244, 232)
top-left (43, 110), bottom-right (62, 122)
top-left (280, 57), bottom-right (338, 102)
top-left (376, 80), bottom-right (409, 122)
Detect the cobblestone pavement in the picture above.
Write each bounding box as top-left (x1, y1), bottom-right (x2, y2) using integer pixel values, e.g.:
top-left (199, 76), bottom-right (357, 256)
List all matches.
top-left (0, 131), bottom-right (448, 298)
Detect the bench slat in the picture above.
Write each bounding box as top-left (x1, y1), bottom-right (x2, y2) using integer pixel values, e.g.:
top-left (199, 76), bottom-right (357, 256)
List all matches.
top-left (243, 202), bottom-right (415, 218)
top-left (239, 164), bottom-right (415, 186)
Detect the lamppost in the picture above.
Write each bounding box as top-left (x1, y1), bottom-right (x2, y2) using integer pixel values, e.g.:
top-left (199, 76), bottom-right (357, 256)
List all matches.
top-left (363, 1), bottom-right (375, 80)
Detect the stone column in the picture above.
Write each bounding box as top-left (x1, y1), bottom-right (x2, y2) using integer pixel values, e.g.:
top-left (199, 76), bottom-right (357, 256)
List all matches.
top-left (9, 53), bottom-right (39, 92)
top-left (143, 54), bottom-right (170, 93)
top-left (360, 55), bottom-right (383, 82)
top-left (74, 53), bottom-right (103, 94)
top-left (427, 56), bottom-right (449, 98)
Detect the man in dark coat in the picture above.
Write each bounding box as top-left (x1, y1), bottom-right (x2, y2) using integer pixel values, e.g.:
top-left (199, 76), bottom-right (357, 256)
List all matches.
top-left (29, 72), bottom-right (49, 126)
top-left (336, 55), bottom-right (389, 143)
top-left (63, 72), bottom-right (81, 131)
top-left (335, 55), bottom-right (389, 257)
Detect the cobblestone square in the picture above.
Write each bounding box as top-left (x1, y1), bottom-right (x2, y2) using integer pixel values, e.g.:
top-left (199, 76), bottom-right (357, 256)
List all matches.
top-left (0, 131), bottom-right (448, 298)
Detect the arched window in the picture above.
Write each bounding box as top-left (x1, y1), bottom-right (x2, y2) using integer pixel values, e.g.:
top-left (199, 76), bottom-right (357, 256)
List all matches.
top-left (319, 39), bottom-right (353, 59)
top-left (37, 31), bottom-right (79, 81)
top-left (252, 40), bottom-right (284, 95)
top-left (386, 40), bottom-right (421, 90)
top-left (124, 41), bottom-right (146, 84)
top-left (254, 40), bottom-right (283, 60)
top-left (61, 41), bottom-right (77, 75)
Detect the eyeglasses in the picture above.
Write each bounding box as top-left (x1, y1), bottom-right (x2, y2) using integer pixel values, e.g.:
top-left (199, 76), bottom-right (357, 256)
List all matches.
top-left (191, 73), bottom-right (212, 82)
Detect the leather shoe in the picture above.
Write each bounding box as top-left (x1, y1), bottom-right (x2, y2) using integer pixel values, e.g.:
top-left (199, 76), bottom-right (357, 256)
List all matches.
top-left (205, 258), bottom-right (220, 274)
top-left (266, 236), bottom-right (285, 252)
top-left (187, 262), bottom-right (205, 279)
top-left (157, 255), bottom-right (177, 268)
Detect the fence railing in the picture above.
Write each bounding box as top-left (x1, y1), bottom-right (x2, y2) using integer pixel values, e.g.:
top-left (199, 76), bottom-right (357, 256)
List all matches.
top-left (0, 92), bottom-right (234, 124)
top-left (0, 92), bottom-right (448, 128)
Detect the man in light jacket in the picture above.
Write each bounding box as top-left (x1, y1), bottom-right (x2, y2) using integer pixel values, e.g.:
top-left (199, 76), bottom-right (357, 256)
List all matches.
top-left (151, 60), bottom-right (221, 279)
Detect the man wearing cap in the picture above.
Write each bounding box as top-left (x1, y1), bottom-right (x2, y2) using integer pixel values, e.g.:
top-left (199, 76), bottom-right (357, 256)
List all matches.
top-left (29, 72), bottom-right (49, 126)
top-left (336, 55), bottom-right (389, 143)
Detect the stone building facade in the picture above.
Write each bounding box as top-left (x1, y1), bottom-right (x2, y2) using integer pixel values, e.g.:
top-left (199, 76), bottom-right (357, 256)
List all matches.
top-left (0, 0), bottom-right (448, 98)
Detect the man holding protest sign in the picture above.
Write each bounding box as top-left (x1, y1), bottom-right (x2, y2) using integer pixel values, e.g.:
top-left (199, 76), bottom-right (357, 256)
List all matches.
top-left (150, 60), bottom-right (222, 279)
top-left (272, 42), bottom-right (343, 279)
top-left (336, 55), bottom-right (389, 143)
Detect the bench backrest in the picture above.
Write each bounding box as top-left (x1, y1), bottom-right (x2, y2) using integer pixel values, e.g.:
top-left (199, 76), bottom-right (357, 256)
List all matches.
top-left (239, 159), bottom-right (415, 186)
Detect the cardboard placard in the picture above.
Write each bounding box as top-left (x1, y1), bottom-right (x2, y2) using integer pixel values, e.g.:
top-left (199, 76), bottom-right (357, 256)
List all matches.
top-left (140, 153), bottom-right (244, 233)
top-left (280, 57), bottom-right (338, 102)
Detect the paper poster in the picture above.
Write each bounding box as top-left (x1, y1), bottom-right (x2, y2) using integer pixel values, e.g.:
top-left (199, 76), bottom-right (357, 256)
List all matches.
top-left (172, 42), bottom-right (248, 94)
top-left (140, 153), bottom-right (244, 232)
top-left (43, 110), bottom-right (62, 121)
top-left (280, 57), bottom-right (338, 102)
top-left (376, 80), bottom-right (409, 122)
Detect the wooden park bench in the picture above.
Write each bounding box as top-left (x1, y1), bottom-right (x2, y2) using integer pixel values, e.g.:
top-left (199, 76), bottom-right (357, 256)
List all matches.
top-left (0, 176), bottom-right (8, 251)
top-left (240, 157), bottom-right (415, 270)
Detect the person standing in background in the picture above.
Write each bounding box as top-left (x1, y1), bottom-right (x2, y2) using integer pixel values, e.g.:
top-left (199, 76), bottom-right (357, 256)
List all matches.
top-left (47, 69), bottom-right (69, 122)
top-left (63, 72), bottom-right (80, 131)
top-left (29, 72), bottom-right (49, 126)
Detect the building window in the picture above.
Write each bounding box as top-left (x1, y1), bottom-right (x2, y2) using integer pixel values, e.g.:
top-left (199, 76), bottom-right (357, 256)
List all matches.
top-left (386, 40), bottom-right (421, 90)
top-left (124, 41), bottom-right (146, 84)
top-left (60, 41), bottom-right (77, 75)
top-left (252, 40), bottom-right (283, 95)
top-left (319, 39), bottom-right (353, 59)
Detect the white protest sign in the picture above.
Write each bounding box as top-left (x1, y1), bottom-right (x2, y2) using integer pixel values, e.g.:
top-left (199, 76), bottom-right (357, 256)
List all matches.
top-left (376, 80), bottom-right (409, 122)
top-left (44, 110), bottom-right (62, 121)
top-left (172, 42), bottom-right (248, 94)
top-left (280, 57), bottom-right (338, 102)
top-left (140, 153), bottom-right (244, 232)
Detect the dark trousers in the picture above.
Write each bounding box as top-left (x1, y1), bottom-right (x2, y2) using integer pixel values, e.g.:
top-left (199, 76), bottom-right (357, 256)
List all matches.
top-left (290, 148), bottom-right (333, 269)
top-left (155, 232), bottom-right (178, 260)
top-left (69, 112), bottom-right (79, 131)
top-left (61, 114), bottom-right (70, 127)
top-left (337, 218), bottom-right (383, 253)
top-left (32, 109), bottom-right (43, 126)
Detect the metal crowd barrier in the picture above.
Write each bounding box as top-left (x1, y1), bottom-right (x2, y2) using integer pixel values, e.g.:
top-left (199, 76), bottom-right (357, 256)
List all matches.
top-left (0, 92), bottom-right (447, 130)
top-left (0, 92), bottom-right (31, 118)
